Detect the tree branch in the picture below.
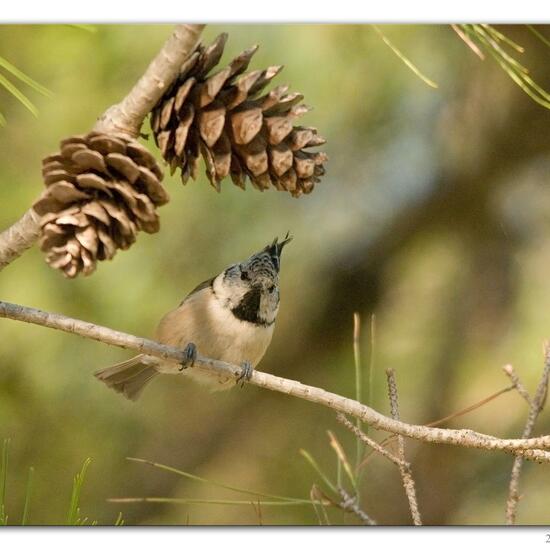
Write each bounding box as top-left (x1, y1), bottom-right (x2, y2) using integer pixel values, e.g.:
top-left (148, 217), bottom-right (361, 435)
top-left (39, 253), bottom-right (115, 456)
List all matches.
top-left (0, 24), bottom-right (205, 274)
top-left (3, 300), bottom-right (550, 463)
top-left (0, 208), bottom-right (41, 271)
top-left (504, 350), bottom-right (550, 525)
top-left (93, 24), bottom-right (205, 138)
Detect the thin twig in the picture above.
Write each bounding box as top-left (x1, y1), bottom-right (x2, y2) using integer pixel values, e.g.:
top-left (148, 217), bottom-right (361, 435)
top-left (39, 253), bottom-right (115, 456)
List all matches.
top-left (502, 364), bottom-right (532, 406)
top-left (426, 385), bottom-right (517, 427)
top-left (359, 384), bottom-right (516, 470)
top-left (337, 413), bottom-right (406, 469)
top-left (386, 369), bottom-right (422, 526)
top-left (337, 488), bottom-right (376, 526)
top-left (3, 300), bottom-right (550, 460)
top-left (353, 312), bottom-right (363, 470)
top-left (505, 343), bottom-right (550, 525)
top-left (367, 314), bottom-right (376, 433)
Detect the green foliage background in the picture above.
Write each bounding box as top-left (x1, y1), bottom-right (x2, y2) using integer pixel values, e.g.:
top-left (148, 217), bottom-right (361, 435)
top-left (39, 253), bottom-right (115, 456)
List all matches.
top-left (1, 24), bottom-right (550, 525)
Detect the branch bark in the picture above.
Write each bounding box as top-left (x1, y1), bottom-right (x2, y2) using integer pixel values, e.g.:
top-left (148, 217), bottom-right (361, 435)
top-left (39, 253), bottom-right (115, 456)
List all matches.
top-left (0, 208), bottom-right (41, 271)
top-left (3, 299), bottom-right (550, 462)
top-left (0, 24), bottom-right (205, 274)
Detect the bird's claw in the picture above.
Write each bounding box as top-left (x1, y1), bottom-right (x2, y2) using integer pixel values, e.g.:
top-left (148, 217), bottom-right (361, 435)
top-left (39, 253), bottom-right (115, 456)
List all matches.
top-left (236, 360), bottom-right (253, 387)
top-left (179, 342), bottom-right (197, 371)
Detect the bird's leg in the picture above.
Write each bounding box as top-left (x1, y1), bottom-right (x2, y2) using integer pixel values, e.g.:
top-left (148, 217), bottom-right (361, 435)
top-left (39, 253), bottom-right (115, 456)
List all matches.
top-left (179, 342), bottom-right (197, 371)
top-left (236, 360), bottom-right (254, 387)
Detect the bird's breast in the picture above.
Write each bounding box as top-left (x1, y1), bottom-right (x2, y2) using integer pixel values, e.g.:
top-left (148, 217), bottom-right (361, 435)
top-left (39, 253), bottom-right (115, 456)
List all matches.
top-left (156, 288), bottom-right (274, 368)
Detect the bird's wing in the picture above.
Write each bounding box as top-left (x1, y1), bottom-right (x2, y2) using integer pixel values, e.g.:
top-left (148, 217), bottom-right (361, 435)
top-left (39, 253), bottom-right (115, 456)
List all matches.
top-left (180, 276), bottom-right (215, 305)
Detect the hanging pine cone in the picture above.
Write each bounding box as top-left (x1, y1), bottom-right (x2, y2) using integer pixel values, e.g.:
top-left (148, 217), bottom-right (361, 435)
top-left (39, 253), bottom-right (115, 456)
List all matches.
top-left (150, 33), bottom-right (327, 198)
top-left (34, 132), bottom-right (168, 278)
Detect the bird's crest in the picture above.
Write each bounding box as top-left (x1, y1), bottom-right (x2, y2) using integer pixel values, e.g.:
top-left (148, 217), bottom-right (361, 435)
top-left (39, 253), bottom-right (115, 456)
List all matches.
top-left (263, 232), bottom-right (293, 272)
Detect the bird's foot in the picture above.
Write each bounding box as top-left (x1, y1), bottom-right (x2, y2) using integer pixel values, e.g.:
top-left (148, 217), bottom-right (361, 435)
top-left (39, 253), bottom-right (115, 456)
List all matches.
top-left (179, 342), bottom-right (197, 371)
top-left (236, 360), bottom-right (254, 387)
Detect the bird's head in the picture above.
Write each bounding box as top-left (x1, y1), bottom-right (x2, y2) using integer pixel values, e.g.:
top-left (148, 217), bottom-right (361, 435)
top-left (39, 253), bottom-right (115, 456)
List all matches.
top-left (215, 234), bottom-right (293, 325)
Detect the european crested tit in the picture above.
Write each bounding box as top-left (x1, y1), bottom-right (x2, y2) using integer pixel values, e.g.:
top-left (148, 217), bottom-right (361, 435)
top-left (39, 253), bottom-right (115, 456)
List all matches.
top-left (94, 234), bottom-right (292, 400)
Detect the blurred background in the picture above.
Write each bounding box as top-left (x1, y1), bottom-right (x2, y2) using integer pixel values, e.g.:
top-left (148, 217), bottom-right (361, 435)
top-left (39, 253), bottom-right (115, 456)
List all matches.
top-left (1, 24), bottom-right (550, 525)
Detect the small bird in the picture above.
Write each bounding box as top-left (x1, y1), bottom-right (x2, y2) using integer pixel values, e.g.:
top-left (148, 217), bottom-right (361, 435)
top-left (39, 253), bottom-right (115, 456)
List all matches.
top-left (94, 234), bottom-right (292, 400)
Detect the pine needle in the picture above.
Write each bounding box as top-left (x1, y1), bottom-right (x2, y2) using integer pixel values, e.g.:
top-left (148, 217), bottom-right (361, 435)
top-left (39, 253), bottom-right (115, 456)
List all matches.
top-left (0, 56), bottom-right (52, 97)
top-left (66, 458), bottom-right (92, 525)
top-left (126, 457), bottom-right (312, 504)
top-left (352, 312), bottom-right (363, 469)
top-left (299, 449), bottom-right (337, 494)
top-left (526, 25), bottom-right (550, 49)
top-left (0, 73), bottom-right (38, 117)
top-left (69, 25), bottom-right (97, 33)
top-left (327, 431), bottom-right (357, 492)
top-left (373, 25), bottom-right (438, 89)
top-left (0, 54), bottom-right (51, 125)
top-left (0, 439), bottom-right (9, 525)
top-left (108, 497), bottom-right (319, 507)
top-left (457, 24), bottom-right (550, 111)
top-left (21, 467), bottom-right (34, 526)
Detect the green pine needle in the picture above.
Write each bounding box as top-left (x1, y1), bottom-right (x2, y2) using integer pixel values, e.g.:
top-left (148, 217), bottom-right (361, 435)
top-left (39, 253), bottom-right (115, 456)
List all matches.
top-left (0, 439), bottom-right (9, 525)
top-left (21, 467), bottom-right (34, 526)
top-left (67, 458), bottom-right (92, 526)
top-left (68, 24), bottom-right (97, 33)
top-left (458, 24), bottom-right (550, 111)
top-left (0, 54), bottom-right (52, 125)
top-left (526, 25), bottom-right (550, 49)
top-left (0, 56), bottom-right (52, 97)
top-left (373, 25), bottom-right (439, 89)
top-left (126, 457), bottom-right (311, 504)
top-left (108, 497), bottom-right (316, 507)
top-left (114, 511), bottom-right (125, 526)
top-left (299, 449), bottom-right (337, 494)
top-left (0, 73), bottom-right (39, 117)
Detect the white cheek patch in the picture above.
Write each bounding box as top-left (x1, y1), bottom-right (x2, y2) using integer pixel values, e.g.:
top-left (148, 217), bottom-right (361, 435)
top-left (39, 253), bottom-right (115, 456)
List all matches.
top-left (212, 273), bottom-right (247, 309)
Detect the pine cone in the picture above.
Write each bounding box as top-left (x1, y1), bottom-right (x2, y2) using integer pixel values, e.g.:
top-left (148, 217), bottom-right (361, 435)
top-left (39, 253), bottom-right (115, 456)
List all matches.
top-left (34, 132), bottom-right (168, 278)
top-left (151, 33), bottom-right (327, 198)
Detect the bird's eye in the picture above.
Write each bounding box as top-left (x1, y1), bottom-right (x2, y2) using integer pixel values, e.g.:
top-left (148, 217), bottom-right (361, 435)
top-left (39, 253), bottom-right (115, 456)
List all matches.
top-left (241, 271), bottom-right (250, 281)
top-left (268, 285), bottom-right (275, 293)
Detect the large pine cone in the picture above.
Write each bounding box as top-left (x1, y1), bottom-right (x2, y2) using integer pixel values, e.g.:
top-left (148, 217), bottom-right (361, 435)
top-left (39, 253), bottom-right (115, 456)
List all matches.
top-left (151, 33), bottom-right (327, 198)
top-left (34, 132), bottom-right (168, 278)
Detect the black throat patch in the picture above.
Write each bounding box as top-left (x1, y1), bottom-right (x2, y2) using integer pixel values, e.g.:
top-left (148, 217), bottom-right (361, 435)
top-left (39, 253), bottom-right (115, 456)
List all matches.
top-left (231, 287), bottom-right (271, 326)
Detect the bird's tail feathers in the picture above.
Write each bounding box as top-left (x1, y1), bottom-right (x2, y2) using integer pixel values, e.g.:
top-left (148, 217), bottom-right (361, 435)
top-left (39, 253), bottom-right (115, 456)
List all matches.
top-left (94, 355), bottom-right (158, 401)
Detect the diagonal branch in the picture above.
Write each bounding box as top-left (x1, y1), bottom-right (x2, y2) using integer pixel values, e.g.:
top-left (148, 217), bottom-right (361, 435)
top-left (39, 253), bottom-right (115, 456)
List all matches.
top-left (93, 24), bottom-right (204, 138)
top-left (4, 300), bottom-right (550, 462)
top-left (0, 209), bottom-right (41, 271)
top-left (0, 24), bottom-right (205, 273)
top-left (504, 349), bottom-right (550, 525)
